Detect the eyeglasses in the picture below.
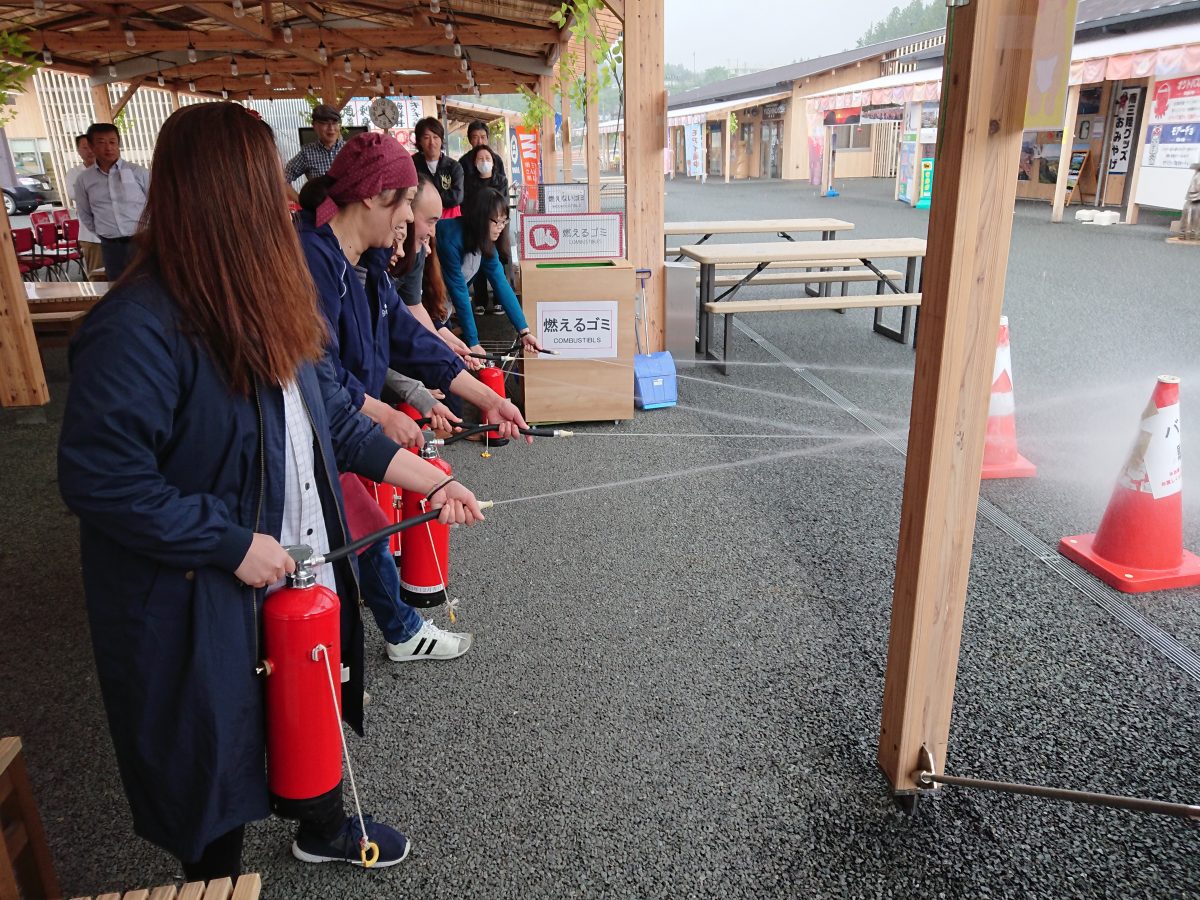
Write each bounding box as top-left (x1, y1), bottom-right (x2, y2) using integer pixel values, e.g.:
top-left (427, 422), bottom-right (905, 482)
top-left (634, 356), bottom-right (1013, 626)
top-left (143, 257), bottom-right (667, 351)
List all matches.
top-left (490, 217), bottom-right (509, 227)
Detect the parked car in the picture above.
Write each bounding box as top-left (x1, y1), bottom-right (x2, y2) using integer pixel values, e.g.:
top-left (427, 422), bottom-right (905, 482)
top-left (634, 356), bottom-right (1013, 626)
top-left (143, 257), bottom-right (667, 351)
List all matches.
top-left (18, 173), bottom-right (60, 205)
top-left (2, 182), bottom-right (46, 216)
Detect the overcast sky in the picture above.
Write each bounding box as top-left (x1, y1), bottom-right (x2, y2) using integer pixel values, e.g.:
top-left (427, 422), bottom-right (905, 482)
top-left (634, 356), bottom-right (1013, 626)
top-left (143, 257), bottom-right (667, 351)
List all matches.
top-left (664, 0), bottom-right (916, 72)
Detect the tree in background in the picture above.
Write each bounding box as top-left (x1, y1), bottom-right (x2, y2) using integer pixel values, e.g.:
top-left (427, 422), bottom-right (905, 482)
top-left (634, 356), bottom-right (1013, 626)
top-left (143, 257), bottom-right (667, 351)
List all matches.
top-left (857, 0), bottom-right (946, 47)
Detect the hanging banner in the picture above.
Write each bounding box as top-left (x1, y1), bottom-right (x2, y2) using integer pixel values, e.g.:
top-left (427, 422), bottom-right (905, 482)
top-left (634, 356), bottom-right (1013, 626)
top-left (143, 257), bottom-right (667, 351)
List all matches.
top-left (1108, 86), bottom-right (1143, 175)
top-left (685, 123), bottom-right (703, 177)
top-left (513, 125), bottom-right (542, 191)
top-left (1024, 0), bottom-right (1079, 129)
top-left (521, 212), bottom-right (624, 259)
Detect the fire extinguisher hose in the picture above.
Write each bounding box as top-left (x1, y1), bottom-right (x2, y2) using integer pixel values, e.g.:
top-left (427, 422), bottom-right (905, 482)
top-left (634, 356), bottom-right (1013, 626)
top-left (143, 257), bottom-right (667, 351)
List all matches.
top-left (316, 502), bottom-right (492, 567)
top-left (440, 424), bottom-right (574, 445)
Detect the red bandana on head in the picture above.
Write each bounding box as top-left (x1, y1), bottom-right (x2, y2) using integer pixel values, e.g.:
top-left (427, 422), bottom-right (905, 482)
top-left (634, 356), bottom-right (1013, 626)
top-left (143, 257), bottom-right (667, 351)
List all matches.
top-left (316, 132), bottom-right (418, 227)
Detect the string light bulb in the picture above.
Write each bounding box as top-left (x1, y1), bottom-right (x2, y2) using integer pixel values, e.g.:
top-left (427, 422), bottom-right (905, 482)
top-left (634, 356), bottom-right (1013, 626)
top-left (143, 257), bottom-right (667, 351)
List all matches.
top-left (453, 41), bottom-right (462, 58)
top-left (232, 0), bottom-right (245, 18)
top-left (188, 80), bottom-right (196, 91)
top-left (263, 70), bottom-right (271, 85)
top-left (343, 55), bottom-right (352, 75)
top-left (221, 87), bottom-right (229, 99)
top-left (282, 24), bottom-right (293, 43)
top-left (230, 57), bottom-right (239, 76)
top-left (388, 82), bottom-right (395, 96)
top-left (362, 67), bottom-right (371, 85)
top-left (459, 58), bottom-right (468, 72)
top-left (124, 27), bottom-right (136, 47)
top-left (34, 0), bottom-right (45, 11)
top-left (287, 77), bottom-right (294, 90)
top-left (375, 75), bottom-right (383, 91)
top-left (41, 43), bottom-right (52, 65)
top-left (317, 40), bottom-right (327, 63)
top-left (443, 23), bottom-right (454, 40)
top-left (187, 38), bottom-right (197, 63)
top-left (157, 70), bottom-right (165, 86)
top-left (430, 0), bottom-right (440, 12)
top-left (108, 61), bottom-right (118, 77)
top-left (473, 86), bottom-right (480, 97)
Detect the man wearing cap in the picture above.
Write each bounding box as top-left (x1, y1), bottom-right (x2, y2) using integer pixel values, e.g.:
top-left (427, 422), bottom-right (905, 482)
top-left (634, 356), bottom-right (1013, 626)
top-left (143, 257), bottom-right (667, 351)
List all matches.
top-left (283, 104), bottom-right (345, 202)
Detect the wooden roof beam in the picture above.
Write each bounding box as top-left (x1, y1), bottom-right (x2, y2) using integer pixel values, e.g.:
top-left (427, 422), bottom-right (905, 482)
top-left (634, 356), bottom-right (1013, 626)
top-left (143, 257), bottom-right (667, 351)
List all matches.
top-left (185, 1), bottom-right (273, 40)
top-left (111, 80), bottom-right (141, 117)
top-left (602, 0), bottom-right (624, 20)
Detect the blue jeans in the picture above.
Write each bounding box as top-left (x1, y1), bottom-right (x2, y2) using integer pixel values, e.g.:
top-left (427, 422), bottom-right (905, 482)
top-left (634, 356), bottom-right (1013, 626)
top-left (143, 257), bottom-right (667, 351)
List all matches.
top-left (358, 538), bottom-right (424, 644)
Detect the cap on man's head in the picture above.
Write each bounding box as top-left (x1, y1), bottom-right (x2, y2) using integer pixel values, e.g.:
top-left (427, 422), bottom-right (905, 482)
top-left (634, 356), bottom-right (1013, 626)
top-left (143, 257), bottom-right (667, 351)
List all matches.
top-left (312, 104), bottom-right (341, 123)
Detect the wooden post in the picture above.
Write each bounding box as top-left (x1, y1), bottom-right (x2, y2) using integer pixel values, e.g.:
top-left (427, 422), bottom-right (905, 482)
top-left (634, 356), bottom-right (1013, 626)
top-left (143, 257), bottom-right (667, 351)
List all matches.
top-left (622, 0), bottom-right (665, 349)
top-left (0, 207), bottom-right (50, 407)
top-left (723, 118), bottom-right (731, 184)
top-left (90, 83), bottom-right (113, 122)
top-left (561, 90), bottom-right (574, 182)
top-left (585, 48), bottom-right (601, 211)
top-left (1124, 76), bottom-right (1155, 225)
top-left (320, 65), bottom-right (338, 107)
top-left (821, 125), bottom-right (834, 195)
top-left (1051, 82), bottom-right (1081, 222)
top-left (539, 76), bottom-right (559, 182)
top-left (878, 0), bottom-right (1039, 794)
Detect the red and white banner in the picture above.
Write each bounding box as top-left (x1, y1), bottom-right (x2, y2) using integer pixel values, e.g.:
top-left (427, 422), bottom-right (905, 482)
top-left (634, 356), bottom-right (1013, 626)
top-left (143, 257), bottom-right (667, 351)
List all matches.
top-left (521, 213), bottom-right (624, 259)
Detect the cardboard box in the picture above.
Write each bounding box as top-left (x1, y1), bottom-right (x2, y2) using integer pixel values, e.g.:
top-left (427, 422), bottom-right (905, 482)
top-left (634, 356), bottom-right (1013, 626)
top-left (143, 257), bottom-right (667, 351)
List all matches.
top-left (519, 258), bottom-right (635, 423)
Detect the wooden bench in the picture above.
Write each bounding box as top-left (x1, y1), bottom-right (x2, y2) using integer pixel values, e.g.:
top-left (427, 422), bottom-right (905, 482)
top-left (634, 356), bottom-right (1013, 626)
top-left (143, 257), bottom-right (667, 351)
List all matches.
top-left (703, 293), bottom-right (923, 374)
top-left (29, 310), bottom-right (89, 348)
top-left (69, 874), bottom-right (261, 900)
top-left (1, 737), bottom-right (60, 900)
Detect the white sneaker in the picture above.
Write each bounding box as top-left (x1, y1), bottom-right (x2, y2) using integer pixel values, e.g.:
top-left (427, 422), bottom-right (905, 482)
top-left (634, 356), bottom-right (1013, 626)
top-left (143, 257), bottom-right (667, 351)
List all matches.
top-left (386, 619), bottom-right (473, 662)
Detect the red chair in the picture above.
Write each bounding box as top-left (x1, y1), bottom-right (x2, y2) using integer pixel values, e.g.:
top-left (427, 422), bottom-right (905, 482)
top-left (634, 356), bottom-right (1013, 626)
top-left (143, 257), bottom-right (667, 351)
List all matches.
top-left (52, 208), bottom-right (70, 225)
top-left (34, 222), bottom-right (74, 279)
top-left (12, 227), bottom-right (49, 280)
top-left (29, 210), bottom-right (52, 227)
top-left (55, 219), bottom-right (85, 279)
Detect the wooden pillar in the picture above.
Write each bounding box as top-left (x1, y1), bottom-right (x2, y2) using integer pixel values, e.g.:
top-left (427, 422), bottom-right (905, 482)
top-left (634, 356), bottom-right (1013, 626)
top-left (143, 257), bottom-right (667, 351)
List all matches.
top-left (878, 0), bottom-right (1039, 794)
top-left (585, 49), bottom-right (601, 211)
top-left (1124, 76), bottom-right (1155, 225)
top-left (561, 90), bottom-right (574, 182)
top-left (0, 207), bottom-right (50, 407)
top-left (1051, 82), bottom-right (1081, 222)
top-left (539, 76), bottom-right (559, 182)
top-left (821, 125), bottom-right (834, 195)
top-left (90, 83), bottom-right (113, 122)
top-left (320, 65), bottom-right (338, 108)
top-left (623, 0), bottom-right (665, 349)
top-left (723, 119), bottom-right (731, 184)
top-left (169, 89), bottom-right (181, 112)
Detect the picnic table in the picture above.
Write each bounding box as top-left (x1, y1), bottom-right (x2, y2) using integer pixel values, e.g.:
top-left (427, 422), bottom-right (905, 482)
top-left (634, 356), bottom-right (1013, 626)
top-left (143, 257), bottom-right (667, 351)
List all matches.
top-left (25, 281), bottom-right (109, 347)
top-left (680, 237), bottom-right (928, 374)
top-left (664, 218), bottom-right (854, 258)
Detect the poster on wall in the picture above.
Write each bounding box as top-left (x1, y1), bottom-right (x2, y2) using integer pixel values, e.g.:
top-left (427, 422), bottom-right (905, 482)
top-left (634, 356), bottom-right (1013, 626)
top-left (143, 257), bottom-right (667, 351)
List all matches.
top-left (1108, 87), bottom-right (1143, 175)
top-left (1024, 0), bottom-right (1080, 129)
top-left (1135, 73), bottom-right (1200, 209)
top-left (685, 123), bottom-right (703, 177)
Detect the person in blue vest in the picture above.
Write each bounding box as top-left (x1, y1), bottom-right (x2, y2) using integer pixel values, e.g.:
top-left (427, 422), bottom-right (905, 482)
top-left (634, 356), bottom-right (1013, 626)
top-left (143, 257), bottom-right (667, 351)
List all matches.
top-left (436, 186), bottom-right (543, 358)
top-left (57, 103), bottom-right (485, 882)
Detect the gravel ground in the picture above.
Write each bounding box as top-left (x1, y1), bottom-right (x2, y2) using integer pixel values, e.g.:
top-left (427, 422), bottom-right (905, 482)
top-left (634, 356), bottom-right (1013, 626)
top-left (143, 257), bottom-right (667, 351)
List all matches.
top-left (2, 177), bottom-right (1198, 899)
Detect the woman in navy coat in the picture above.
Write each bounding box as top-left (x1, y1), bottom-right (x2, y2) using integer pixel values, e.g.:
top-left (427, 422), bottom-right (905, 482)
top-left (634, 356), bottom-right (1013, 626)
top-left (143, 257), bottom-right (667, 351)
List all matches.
top-left (57, 103), bottom-right (484, 881)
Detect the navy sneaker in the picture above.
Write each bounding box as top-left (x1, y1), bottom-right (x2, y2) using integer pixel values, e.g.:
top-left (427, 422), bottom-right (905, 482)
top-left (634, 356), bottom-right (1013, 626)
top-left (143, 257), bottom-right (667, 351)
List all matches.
top-left (292, 814), bottom-right (411, 868)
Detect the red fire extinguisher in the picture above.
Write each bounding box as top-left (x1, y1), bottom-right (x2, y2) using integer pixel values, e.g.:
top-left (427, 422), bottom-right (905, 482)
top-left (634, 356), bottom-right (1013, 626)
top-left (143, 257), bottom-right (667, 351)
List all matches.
top-left (477, 364), bottom-right (509, 445)
top-left (376, 402), bottom-right (426, 561)
top-left (261, 566), bottom-right (344, 822)
top-left (399, 441), bottom-right (451, 608)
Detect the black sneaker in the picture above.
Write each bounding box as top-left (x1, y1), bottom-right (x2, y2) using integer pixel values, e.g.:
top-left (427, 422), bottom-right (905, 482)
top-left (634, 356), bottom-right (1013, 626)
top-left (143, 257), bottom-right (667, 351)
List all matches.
top-left (292, 814), bottom-right (411, 868)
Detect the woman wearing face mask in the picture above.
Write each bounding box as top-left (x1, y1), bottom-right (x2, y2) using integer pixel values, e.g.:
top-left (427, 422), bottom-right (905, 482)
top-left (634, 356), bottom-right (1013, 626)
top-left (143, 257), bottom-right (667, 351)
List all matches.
top-left (436, 186), bottom-right (542, 359)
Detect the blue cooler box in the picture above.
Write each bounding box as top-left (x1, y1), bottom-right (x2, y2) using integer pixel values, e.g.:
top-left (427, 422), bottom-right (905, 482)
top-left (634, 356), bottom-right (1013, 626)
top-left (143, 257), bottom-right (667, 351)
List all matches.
top-left (633, 351), bottom-right (678, 409)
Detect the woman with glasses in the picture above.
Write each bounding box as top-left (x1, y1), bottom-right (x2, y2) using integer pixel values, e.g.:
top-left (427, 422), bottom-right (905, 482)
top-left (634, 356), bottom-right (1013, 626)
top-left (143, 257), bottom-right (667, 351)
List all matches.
top-left (435, 187), bottom-right (542, 358)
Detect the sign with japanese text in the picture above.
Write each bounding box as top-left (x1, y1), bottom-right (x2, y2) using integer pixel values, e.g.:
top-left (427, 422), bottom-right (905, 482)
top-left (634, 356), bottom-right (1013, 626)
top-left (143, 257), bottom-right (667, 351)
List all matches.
top-left (513, 126), bottom-right (542, 191)
top-left (685, 123), bottom-right (703, 177)
top-left (1151, 75), bottom-right (1200, 123)
top-left (521, 213), bottom-right (624, 259)
top-left (536, 301), bottom-right (619, 358)
top-left (1143, 122), bottom-right (1200, 170)
top-left (915, 158), bottom-right (934, 209)
top-left (1108, 86), bottom-right (1143, 175)
top-left (541, 183), bottom-right (589, 214)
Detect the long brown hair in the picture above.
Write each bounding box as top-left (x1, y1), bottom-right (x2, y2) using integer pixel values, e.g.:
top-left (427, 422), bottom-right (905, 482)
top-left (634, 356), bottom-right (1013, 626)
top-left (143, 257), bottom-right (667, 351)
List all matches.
top-left (139, 102), bottom-right (325, 394)
top-left (422, 232), bottom-right (450, 323)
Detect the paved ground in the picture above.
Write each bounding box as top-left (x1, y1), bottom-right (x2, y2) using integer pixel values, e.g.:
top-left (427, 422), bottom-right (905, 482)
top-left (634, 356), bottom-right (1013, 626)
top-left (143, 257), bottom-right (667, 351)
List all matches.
top-left (2, 177), bottom-right (1198, 899)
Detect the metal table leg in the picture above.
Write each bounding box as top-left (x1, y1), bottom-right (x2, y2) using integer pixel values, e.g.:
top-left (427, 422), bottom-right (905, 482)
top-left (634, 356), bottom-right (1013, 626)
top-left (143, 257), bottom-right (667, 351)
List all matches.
top-left (698, 262), bottom-right (714, 356)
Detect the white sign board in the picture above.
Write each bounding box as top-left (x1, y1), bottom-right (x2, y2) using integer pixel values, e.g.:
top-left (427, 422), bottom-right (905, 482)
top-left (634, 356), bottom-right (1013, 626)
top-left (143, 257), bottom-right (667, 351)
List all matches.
top-left (1136, 74), bottom-right (1200, 210)
top-left (535, 301), bottom-right (619, 358)
top-left (521, 213), bottom-right (624, 259)
top-left (542, 183), bottom-right (589, 213)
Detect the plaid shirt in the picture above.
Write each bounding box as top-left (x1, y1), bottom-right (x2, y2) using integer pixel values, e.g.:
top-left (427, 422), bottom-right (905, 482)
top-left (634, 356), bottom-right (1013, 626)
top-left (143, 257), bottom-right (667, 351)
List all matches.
top-left (284, 138), bottom-right (345, 185)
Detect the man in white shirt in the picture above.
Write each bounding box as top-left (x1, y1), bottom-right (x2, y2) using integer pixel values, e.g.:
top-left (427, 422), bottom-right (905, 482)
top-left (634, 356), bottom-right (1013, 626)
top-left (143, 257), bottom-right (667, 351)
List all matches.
top-left (75, 123), bottom-right (151, 282)
top-left (63, 133), bottom-right (103, 280)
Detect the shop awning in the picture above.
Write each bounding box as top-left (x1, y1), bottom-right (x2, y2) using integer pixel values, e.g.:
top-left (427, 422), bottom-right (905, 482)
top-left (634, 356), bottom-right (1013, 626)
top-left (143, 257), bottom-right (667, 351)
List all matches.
top-left (808, 21), bottom-right (1200, 111)
top-left (666, 90), bottom-right (791, 126)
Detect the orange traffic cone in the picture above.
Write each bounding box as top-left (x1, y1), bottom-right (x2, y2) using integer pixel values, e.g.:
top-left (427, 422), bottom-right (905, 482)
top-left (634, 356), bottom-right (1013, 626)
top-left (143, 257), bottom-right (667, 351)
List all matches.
top-left (1059, 375), bottom-right (1200, 593)
top-left (981, 316), bottom-right (1036, 479)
